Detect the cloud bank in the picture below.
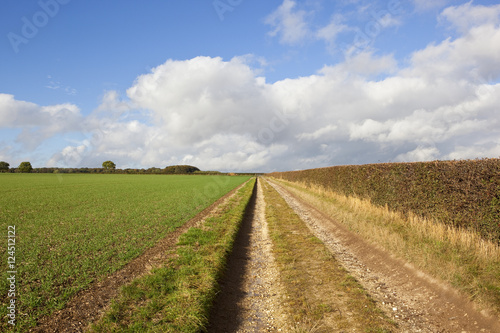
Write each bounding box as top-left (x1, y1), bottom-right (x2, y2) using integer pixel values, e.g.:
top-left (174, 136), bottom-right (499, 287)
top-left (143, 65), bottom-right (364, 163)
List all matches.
top-left (1, 2), bottom-right (500, 171)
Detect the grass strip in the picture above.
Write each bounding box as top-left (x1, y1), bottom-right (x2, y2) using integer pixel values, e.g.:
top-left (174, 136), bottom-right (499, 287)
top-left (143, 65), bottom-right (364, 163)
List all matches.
top-left (90, 178), bottom-right (256, 333)
top-left (261, 179), bottom-right (396, 332)
top-left (272, 177), bottom-right (500, 317)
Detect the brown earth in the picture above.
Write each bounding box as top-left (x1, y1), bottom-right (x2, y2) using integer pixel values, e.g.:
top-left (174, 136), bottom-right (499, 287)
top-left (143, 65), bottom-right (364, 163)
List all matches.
top-left (267, 178), bottom-right (500, 333)
top-left (29, 182), bottom-right (248, 333)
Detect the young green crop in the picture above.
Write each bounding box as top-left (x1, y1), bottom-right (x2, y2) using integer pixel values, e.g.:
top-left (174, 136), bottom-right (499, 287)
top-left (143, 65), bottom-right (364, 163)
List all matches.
top-left (0, 173), bottom-right (250, 332)
top-left (91, 178), bottom-right (256, 332)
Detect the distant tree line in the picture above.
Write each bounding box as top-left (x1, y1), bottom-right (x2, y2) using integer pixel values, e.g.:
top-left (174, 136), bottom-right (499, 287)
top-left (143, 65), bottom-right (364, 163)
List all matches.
top-left (0, 161), bottom-right (33, 173)
top-left (0, 161), bottom-right (229, 175)
top-left (0, 161), bottom-right (260, 175)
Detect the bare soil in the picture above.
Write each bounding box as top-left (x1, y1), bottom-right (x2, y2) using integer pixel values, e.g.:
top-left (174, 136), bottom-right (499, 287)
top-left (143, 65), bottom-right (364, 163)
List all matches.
top-left (267, 178), bottom-right (500, 333)
top-left (30, 182), bottom-right (247, 333)
top-left (207, 178), bottom-right (287, 332)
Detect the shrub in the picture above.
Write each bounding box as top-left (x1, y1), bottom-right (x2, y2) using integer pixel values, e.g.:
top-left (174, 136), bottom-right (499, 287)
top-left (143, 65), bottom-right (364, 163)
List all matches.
top-left (18, 161), bottom-right (33, 173)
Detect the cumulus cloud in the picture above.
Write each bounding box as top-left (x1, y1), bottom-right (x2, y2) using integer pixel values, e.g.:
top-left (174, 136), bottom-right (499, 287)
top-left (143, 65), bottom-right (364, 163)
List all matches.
top-left (6, 2), bottom-right (500, 171)
top-left (406, 24), bottom-right (500, 82)
top-left (127, 56), bottom-right (277, 145)
top-left (316, 14), bottom-right (349, 48)
top-left (396, 146), bottom-right (440, 162)
top-left (445, 143), bottom-right (500, 160)
top-left (265, 0), bottom-right (310, 45)
top-left (48, 144), bottom-right (88, 167)
top-left (340, 52), bottom-right (397, 76)
top-left (46, 56), bottom-right (289, 170)
top-left (96, 90), bottom-right (132, 113)
top-left (0, 93), bottom-right (82, 150)
top-left (439, 2), bottom-right (500, 34)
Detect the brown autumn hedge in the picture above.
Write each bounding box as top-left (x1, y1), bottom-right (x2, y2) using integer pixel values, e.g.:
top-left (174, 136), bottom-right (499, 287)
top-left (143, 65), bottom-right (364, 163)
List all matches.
top-left (268, 158), bottom-right (500, 243)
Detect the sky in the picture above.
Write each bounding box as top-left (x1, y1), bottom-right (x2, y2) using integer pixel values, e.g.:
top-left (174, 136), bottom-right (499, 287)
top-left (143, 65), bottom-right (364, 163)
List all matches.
top-left (0, 0), bottom-right (499, 172)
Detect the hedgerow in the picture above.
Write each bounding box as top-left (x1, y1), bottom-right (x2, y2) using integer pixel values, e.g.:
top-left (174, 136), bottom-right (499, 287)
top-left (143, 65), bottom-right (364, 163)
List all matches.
top-left (268, 158), bottom-right (500, 243)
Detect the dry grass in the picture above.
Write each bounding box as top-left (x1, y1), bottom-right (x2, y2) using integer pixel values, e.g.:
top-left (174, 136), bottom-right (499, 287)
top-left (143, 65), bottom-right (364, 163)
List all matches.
top-left (273, 178), bottom-right (500, 316)
top-left (262, 179), bottom-right (396, 332)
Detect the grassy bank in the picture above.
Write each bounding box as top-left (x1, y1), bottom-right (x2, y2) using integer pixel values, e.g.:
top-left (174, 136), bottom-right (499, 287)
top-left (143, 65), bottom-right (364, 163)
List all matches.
top-left (90, 178), bottom-right (256, 332)
top-left (262, 179), bottom-right (397, 332)
top-left (271, 178), bottom-right (500, 317)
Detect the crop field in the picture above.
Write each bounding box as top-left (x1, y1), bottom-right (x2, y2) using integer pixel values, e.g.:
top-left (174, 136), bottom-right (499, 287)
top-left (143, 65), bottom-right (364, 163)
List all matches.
top-left (0, 173), bottom-right (250, 332)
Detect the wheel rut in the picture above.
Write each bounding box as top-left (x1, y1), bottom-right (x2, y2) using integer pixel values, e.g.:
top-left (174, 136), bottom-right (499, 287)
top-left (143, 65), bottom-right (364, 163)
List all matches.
top-left (207, 178), bottom-right (286, 332)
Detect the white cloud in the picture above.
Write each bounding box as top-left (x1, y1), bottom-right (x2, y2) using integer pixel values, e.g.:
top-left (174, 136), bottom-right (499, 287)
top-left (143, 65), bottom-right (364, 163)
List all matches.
top-left (45, 75), bottom-right (77, 96)
top-left (446, 143), bottom-right (500, 160)
top-left (0, 94), bottom-right (82, 149)
top-left (440, 2), bottom-right (500, 34)
top-left (96, 90), bottom-right (132, 113)
top-left (297, 124), bottom-right (338, 141)
top-left (48, 144), bottom-right (88, 167)
top-left (340, 51), bottom-right (397, 76)
top-left (377, 12), bottom-right (401, 28)
top-left (127, 56), bottom-right (276, 146)
top-left (405, 23), bottom-right (500, 82)
top-left (316, 14), bottom-right (349, 46)
top-left (265, 0), bottom-right (310, 45)
top-left (4, 2), bottom-right (500, 171)
top-left (396, 146), bottom-right (440, 162)
top-left (0, 94), bottom-right (40, 127)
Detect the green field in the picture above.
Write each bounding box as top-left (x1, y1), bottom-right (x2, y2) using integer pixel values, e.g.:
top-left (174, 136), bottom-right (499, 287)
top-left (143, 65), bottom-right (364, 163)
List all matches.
top-left (0, 173), bottom-right (250, 331)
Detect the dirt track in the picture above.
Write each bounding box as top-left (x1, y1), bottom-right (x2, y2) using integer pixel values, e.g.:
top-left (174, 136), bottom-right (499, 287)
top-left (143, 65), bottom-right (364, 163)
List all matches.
top-left (208, 178), bottom-right (286, 332)
top-left (266, 178), bottom-right (500, 333)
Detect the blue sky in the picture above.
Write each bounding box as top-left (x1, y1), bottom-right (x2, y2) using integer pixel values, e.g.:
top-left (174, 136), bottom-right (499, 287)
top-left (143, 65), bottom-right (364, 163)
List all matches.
top-left (1, 0), bottom-right (500, 172)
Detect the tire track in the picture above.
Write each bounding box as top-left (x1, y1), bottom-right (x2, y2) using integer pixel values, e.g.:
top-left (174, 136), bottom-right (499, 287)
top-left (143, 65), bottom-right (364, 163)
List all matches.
top-left (208, 178), bottom-right (286, 332)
